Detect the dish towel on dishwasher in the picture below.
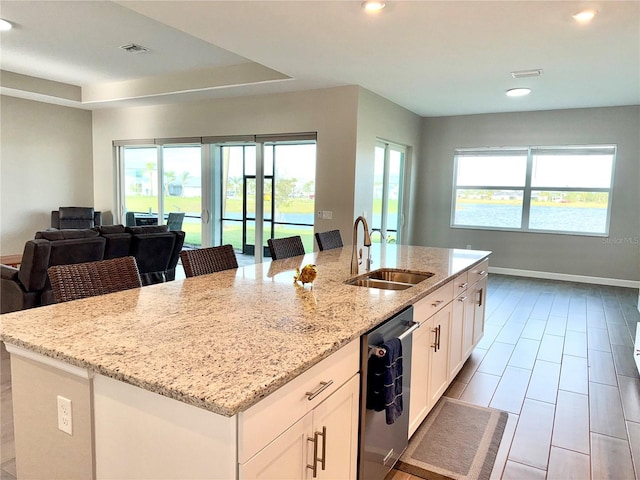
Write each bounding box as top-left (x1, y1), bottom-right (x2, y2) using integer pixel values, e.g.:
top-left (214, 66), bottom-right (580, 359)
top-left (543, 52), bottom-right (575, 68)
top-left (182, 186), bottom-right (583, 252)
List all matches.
top-left (367, 337), bottom-right (403, 424)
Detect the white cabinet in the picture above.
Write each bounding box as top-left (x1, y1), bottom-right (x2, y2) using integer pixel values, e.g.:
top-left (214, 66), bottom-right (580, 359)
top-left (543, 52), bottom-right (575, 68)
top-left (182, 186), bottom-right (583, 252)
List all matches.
top-left (634, 322), bottom-right (640, 375)
top-left (239, 340), bottom-right (359, 479)
top-left (409, 258), bottom-right (490, 439)
top-left (408, 314), bottom-right (430, 437)
top-left (425, 304), bottom-right (452, 411)
top-left (408, 282), bottom-right (453, 437)
top-left (472, 276), bottom-right (488, 345)
top-left (451, 287), bottom-right (475, 379)
top-left (240, 375), bottom-right (359, 479)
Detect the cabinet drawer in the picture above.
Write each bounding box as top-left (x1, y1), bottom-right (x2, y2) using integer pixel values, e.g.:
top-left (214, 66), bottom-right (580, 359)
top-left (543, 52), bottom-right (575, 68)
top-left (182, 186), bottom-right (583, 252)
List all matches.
top-left (453, 271), bottom-right (469, 293)
top-left (414, 281), bottom-right (454, 323)
top-left (469, 259), bottom-right (489, 285)
top-left (238, 339), bottom-right (359, 463)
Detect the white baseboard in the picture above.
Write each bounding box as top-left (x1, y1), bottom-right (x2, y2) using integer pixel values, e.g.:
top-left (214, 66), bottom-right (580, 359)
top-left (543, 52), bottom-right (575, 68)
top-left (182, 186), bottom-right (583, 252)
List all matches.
top-left (488, 266), bottom-right (640, 289)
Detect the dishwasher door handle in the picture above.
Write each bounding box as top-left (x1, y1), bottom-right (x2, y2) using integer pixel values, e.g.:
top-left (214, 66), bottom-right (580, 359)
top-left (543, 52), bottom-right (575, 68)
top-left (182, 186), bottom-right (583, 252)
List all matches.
top-left (398, 321), bottom-right (420, 341)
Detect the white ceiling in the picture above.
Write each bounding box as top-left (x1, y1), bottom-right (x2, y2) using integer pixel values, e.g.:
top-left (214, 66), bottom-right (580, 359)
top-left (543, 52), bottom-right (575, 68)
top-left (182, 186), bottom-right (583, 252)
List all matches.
top-left (1, 0), bottom-right (638, 116)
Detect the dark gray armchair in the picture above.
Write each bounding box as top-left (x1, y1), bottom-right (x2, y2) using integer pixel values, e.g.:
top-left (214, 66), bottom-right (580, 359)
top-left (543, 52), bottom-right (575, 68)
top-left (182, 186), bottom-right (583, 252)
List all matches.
top-left (51, 207), bottom-right (102, 229)
top-left (1, 229), bottom-right (106, 313)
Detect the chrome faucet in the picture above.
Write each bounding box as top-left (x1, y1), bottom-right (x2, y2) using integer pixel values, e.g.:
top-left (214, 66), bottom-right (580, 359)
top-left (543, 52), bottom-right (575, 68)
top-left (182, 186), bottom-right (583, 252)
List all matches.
top-left (351, 216), bottom-right (372, 275)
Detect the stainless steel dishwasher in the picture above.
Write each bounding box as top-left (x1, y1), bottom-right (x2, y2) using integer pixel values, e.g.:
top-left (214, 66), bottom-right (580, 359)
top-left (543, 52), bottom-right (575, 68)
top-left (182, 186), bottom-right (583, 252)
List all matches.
top-left (358, 306), bottom-right (419, 480)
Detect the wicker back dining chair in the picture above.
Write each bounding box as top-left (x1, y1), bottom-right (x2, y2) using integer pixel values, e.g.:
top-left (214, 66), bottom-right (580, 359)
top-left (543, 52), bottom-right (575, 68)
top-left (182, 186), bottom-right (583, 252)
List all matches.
top-left (179, 245), bottom-right (238, 278)
top-left (48, 256), bottom-right (142, 303)
top-left (315, 229), bottom-right (343, 251)
top-left (267, 236), bottom-right (306, 260)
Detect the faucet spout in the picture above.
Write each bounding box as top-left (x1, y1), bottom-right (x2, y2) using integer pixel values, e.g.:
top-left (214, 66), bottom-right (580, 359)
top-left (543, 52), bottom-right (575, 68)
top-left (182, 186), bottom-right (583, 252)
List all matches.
top-left (351, 216), bottom-right (372, 275)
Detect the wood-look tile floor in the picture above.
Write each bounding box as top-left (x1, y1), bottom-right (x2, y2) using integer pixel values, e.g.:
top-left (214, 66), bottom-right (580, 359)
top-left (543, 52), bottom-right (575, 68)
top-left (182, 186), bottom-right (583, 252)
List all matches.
top-left (2, 275), bottom-right (639, 480)
top-left (389, 274), bottom-right (640, 480)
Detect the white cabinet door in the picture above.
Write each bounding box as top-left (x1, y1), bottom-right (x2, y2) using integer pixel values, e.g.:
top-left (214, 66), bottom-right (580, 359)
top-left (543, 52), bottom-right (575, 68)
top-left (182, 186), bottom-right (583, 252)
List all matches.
top-left (635, 322), bottom-right (640, 375)
top-left (240, 375), bottom-right (359, 480)
top-left (450, 293), bottom-right (465, 379)
top-left (427, 304), bottom-right (452, 411)
top-left (461, 290), bottom-right (476, 359)
top-left (312, 375), bottom-right (359, 479)
top-left (240, 413), bottom-right (312, 479)
top-left (408, 318), bottom-right (431, 438)
top-left (472, 277), bottom-right (487, 346)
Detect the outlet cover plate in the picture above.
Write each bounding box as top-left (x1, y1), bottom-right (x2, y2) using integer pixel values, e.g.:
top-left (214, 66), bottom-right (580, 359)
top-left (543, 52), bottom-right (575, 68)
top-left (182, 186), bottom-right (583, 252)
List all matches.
top-left (57, 395), bottom-right (73, 435)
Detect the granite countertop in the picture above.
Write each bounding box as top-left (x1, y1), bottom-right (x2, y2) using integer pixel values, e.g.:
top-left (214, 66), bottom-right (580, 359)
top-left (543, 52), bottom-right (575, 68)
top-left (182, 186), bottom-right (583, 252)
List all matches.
top-left (0, 244), bottom-right (490, 417)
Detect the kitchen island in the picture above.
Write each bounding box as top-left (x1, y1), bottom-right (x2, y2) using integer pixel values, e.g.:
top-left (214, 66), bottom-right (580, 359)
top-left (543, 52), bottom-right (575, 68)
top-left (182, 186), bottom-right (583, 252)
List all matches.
top-left (1, 244), bottom-right (490, 479)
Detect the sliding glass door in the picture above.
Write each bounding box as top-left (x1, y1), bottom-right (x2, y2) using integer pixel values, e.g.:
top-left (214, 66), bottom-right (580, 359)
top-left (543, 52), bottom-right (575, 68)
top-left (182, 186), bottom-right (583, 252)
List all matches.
top-left (218, 140), bottom-right (316, 258)
top-left (118, 143), bottom-right (203, 247)
top-left (116, 133), bottom-right (316, 263)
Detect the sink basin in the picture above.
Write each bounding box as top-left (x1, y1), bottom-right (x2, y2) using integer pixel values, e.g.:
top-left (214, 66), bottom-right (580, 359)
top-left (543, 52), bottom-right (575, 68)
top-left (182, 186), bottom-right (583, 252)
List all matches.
top-left (346, 268), bottom-right (434, 291)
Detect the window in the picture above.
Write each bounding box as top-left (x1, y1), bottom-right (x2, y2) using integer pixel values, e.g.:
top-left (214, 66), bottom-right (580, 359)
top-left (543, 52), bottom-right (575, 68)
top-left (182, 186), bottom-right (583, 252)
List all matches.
top-left (118, 143), bottom-right (202, 247)
top-left (372, 141), bottom-right (406, 244)
top-left (117, 133), bottom-right (316, 262)
top-left (452, 145), bottom-right (616, 235)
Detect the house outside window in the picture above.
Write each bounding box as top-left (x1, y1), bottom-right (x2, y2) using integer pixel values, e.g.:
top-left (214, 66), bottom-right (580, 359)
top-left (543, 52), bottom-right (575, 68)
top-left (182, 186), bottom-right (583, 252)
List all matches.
top-left (452, 145), bottom-right (616, 236)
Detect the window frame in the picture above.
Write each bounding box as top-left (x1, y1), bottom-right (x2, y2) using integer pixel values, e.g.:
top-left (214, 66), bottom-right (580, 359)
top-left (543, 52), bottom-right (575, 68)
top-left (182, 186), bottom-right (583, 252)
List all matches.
top-left (450, 145), bottom-right (617, 237)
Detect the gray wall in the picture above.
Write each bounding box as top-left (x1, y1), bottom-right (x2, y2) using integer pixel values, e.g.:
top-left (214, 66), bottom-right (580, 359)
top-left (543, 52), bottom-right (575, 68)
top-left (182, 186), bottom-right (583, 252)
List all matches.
top-left (411, 106), bottom-right (640, 282)
top-left (355, 88), bottom-right (422, 243)
top-left (0, 96), bottom-right (93, 255)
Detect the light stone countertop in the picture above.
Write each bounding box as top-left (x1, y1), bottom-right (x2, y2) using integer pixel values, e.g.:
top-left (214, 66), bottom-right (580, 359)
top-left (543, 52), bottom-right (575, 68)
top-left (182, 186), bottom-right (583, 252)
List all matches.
top-left (0, 244), bottom-right (490, 417)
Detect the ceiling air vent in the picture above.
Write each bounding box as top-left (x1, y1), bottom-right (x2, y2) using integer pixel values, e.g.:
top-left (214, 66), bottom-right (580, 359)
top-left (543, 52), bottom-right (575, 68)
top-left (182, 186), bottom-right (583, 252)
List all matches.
top-left (120, 43), bottom-right (150, 54)
top-left (510, 69), bottom-right (543, 79)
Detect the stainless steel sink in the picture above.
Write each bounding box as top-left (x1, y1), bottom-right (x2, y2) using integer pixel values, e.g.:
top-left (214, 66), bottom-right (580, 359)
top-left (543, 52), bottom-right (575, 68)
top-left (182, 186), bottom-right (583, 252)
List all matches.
top-left (346, 268), bottom-right (434, 290)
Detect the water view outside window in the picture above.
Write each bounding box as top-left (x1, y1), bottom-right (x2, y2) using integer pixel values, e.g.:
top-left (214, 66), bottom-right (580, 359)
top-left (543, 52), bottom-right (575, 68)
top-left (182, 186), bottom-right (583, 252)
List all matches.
top-left (452, 146), bottom-right (616, 235)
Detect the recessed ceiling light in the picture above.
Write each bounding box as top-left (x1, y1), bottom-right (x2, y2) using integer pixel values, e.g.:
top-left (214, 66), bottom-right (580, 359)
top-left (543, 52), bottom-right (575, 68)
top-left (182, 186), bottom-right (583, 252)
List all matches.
top-left (362, 1), bottom-right (386, 12)
top-left (0, 18), bottom-right (13, 31)
top-left (573, 9), bottom-right (597, 23)
top-left (506, 88), bottom-right (531, 97)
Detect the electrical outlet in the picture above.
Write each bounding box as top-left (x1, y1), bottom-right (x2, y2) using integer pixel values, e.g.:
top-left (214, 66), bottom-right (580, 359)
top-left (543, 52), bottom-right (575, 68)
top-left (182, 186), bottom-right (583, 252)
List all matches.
top-left (57, 395), bottom-right (73, 435)
top-left (322, 210), bottom-right (333, 219)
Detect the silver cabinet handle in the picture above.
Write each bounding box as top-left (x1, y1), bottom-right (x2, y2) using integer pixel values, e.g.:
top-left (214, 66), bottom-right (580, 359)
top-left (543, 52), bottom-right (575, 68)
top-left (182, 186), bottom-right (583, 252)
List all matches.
top-left (319, 426), bottom-right (327, 471)
top-left (306, 380), bottom-right (333, 401)
top-left (458, 296), bottom-right (467, 302)
top-left (479, 270), bottom-right (487, 275)
top-left (307, 431), bottom-right (319, 477)
top-left (432, 299), bottom-right (444, 307)
top-left (431, 327), bottom-right (438, 351)
top-left (476, 288), bottom-right (484, 307)
top-left (306, 426), bottom-right (327, 478)
top-left (636, 350), bottom-right (640, 356)
top-left (459, 282), bottom-right (468, 289)
top-left (436, 325), bottom-right (441, 351)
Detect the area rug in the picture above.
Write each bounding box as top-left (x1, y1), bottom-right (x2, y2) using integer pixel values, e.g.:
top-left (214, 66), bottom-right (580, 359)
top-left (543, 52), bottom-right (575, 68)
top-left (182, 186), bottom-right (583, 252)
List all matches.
top-left (396, 397), bottom-right (508, 480)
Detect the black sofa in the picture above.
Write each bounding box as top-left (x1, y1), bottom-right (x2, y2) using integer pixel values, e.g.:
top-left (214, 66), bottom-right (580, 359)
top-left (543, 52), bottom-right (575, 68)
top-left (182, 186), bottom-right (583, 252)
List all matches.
top-left (1, 225), bottom-right (184, 314)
